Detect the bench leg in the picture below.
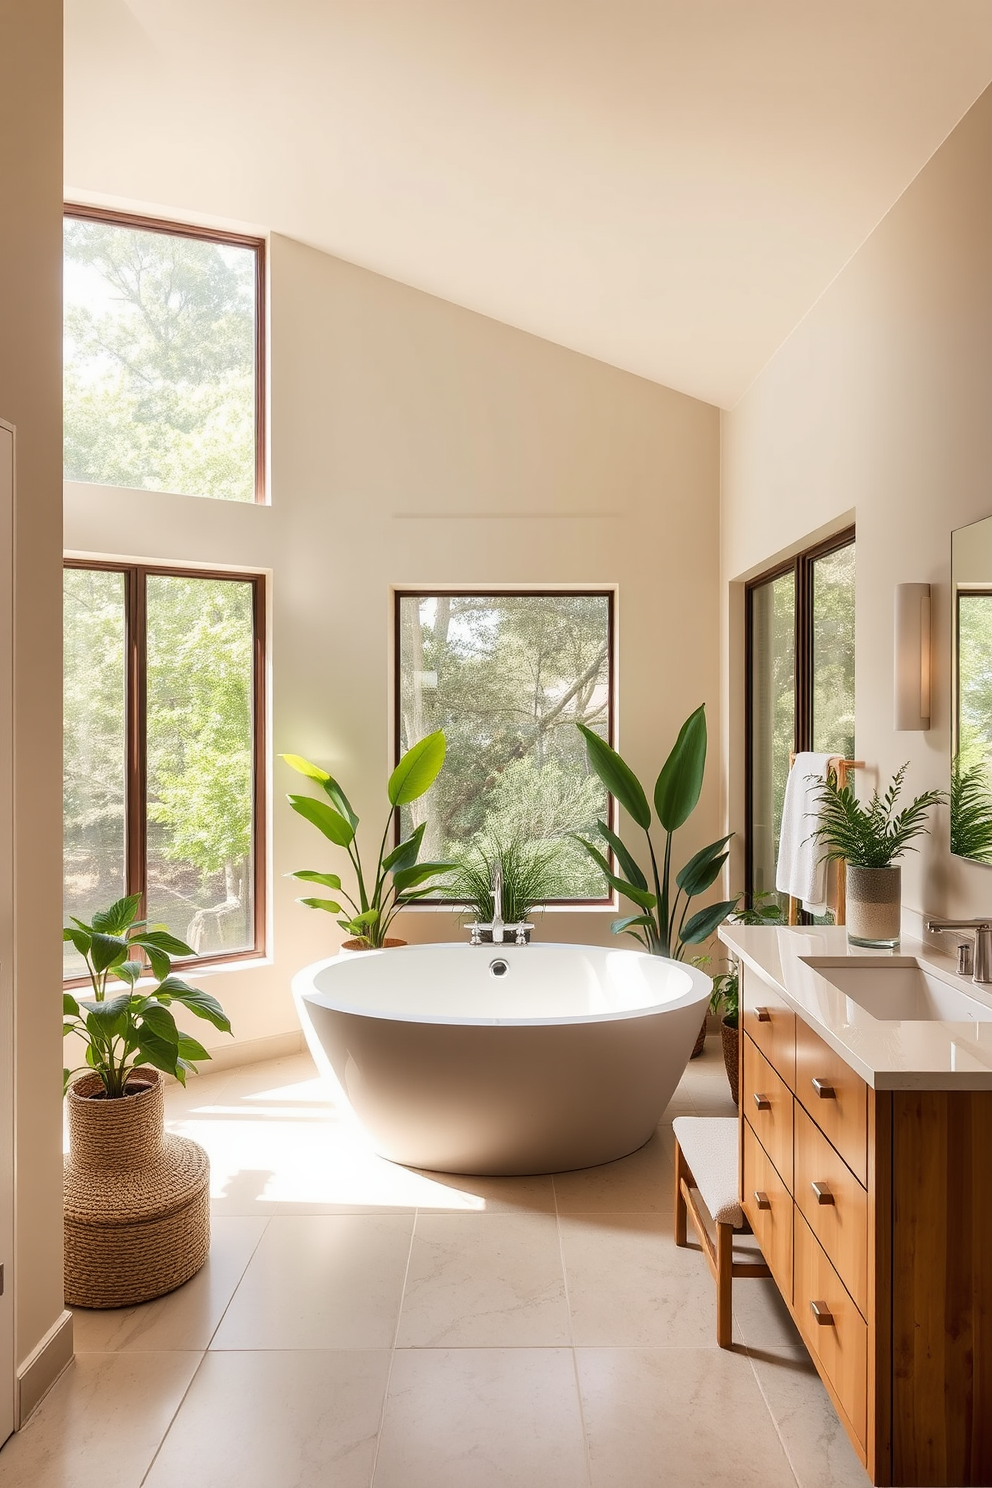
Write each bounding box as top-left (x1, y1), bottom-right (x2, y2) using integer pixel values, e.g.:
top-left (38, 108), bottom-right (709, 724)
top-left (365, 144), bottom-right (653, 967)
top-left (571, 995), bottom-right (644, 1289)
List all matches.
top-left (674, 1141), bottom-right (689, 1247)
top-left (716, 1222), bottom-right (733, 1348)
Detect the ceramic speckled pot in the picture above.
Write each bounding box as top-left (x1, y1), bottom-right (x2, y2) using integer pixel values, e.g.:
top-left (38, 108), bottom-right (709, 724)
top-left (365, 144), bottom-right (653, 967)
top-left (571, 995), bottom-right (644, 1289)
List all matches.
top-left (845, 864), bottom-right (901, 949)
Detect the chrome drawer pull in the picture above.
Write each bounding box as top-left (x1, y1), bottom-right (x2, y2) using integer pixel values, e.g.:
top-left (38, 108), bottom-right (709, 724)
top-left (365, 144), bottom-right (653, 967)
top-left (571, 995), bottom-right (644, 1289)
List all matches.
top-left (754, 1006), bottom-right (772, 1023)
top-left (752, 1093), bottom-right (772, 1111)
top-left (811, 1182), bottom-right (835, 1205)
top-left (810, 1300), bottom-right (834, 1326)
top-left (811, 1077), bottom-right (836, 1099)
top-left (753, 1190), bottom-right (771, 1210)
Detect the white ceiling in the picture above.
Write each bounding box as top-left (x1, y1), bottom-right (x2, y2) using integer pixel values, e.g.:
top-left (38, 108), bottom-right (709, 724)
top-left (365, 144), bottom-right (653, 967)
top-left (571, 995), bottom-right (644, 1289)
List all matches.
top-left (65, 1), bottom-right (992, 408)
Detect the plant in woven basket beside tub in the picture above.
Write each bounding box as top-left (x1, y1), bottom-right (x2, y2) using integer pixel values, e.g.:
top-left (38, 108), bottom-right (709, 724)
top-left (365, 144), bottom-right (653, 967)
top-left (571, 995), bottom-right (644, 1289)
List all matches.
top-left (811, 764), bottom-right (946, 949)
top-left (282, 729), bottom-right (455, 951)
top-left (62, 894), bottom-right (232, 1309)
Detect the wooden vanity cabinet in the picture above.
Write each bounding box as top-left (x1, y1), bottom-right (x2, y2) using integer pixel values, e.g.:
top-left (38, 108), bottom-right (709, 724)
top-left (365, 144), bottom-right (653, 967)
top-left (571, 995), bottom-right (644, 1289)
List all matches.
top-left (739, 967), bottom-right (992, 1487)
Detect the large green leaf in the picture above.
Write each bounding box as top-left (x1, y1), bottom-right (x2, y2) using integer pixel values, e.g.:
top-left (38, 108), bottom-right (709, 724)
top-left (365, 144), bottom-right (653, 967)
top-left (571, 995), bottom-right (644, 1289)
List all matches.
top-left (675, 834), bottom-right (733, 897)
top-left (387, 731), bottom-right (447, 807)
top-left (288, 793), bottom-right (356, 847)
top-left (680, 898), bottom-right (739, 944)
top-left (136, 929), bottom-right (194, 958)
top-left (156, 977), bottom-right (232, 1032)
top-left (91, 894), bottom-right (142, 935)
top-left (298, 896), bottom-right (344, 914)
top-left (176, 1032), bottom-right (210, 1063)
top-left (136, 1030), bottom-right (182, 1079)
top-left (391, 861), bottom-right (454, 894)
top-left (320, 776), bottom-right (359, 829)
top-left (577, 725), bottom-right (650, 829)
top-left (654, 705), bottom-right (707, 832)
top-left (281, 753), bottom-right (330, 783)
top-left (289, 869), bottom-right (343, 890)
top-left (382, 822), bottom-right (426, 874)
top-left (138, 1003), bottom-right (181, 1045)
top-left (595, 820), bottom-right (648, 890)
top-left (63, 927), bottom-right (90, 956)
top-left (63, 992), bottom-right (80, 1017)
top-left (90, 933), bottom-right (129, 974)
top-left (282, 756), bottom-right (359, 829)
top-left (611, 915), bottom-right (656, 935)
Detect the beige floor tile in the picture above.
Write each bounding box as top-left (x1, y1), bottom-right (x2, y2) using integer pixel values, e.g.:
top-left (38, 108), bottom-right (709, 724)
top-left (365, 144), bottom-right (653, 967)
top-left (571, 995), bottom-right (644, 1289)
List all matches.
top-left (71, 1216), bottom-right (267, 1353)
top-left (0, 1351), bottom-right (201, 1488)
top-left (411, 1169), bottom-right (557, 1214)
top-left (749, 1345), bottom-right (871, 1488)
top-left (732, 1275), bottom-right (803, 1349)
top-left (144, 1349), bottom-right (390, 1488)
top-left (553, 1132), bottom-right (673, 1214)
top-left (397, 1213), bottom-right (569, 1347)
top-left (212, 1213), bottom-right (414, 1349)
top-left (577, 1347), bottom-right (797, 1488)
top-left (561, 1213), bottom-right (719, 1347)
top-left (374, 1348), bottom-right (589, 1488)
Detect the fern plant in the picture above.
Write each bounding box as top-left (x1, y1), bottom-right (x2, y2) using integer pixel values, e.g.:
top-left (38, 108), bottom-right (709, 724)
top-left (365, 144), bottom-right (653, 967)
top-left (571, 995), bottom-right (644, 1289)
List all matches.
top-left (950, 754), bottom-right (992, 863)
top-left (811, 764), bottom-right (945, 868)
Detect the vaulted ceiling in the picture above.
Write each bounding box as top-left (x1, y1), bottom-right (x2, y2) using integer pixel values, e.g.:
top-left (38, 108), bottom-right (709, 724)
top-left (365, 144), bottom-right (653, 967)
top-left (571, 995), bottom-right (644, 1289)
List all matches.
top-left (65, 1), bottom-right (992, 407)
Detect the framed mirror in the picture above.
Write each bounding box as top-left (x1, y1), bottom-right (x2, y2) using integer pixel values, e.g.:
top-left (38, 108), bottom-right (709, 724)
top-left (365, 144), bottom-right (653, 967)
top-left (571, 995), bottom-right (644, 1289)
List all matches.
top-left (951, 513), bottom-right (992, 863)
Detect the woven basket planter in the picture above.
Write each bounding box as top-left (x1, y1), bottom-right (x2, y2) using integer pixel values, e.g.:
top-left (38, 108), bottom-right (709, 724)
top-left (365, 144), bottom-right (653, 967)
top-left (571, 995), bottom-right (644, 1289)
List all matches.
top-left (690, 1014), bottom-right (707, 1059)
top-left (721, 1019), bottom-right (739, 1106)
top-left (64, 1067), bottom-right (210, 1309)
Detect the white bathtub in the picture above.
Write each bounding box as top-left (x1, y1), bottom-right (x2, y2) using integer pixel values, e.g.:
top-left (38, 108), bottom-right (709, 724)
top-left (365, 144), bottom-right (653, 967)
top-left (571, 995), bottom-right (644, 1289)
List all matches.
top-left (293, 942), bottom-right (710, 1175)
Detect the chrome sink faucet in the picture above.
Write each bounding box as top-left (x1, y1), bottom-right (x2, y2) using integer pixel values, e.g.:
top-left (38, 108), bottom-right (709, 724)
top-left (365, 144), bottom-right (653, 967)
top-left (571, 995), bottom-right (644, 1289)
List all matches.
top-left (926, 918), bottom-right (992, 983)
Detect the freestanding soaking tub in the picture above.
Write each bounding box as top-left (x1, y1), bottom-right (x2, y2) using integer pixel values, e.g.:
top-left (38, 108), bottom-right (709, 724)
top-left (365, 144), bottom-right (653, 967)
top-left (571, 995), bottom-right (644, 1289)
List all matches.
top-left (293, 942), bottom-right (711, 1174)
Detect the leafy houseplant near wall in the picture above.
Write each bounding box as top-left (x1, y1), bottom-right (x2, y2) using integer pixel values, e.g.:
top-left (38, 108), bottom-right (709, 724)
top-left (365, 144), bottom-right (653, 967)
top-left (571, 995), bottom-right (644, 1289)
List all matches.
top-left (812, 764), bottom-right (946, 949)
top-left (283, 730), bottom-right (454, 950)
top-left (62, 895), bottom-right (232, 1310)
top-left (708, 893), bottom-right (786, 1104)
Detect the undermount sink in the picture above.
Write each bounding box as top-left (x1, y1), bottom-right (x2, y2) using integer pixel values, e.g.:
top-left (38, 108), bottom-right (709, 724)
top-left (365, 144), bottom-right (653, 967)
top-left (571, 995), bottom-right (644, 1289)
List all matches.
top-left (802, 958), bottom-right (992, 1023)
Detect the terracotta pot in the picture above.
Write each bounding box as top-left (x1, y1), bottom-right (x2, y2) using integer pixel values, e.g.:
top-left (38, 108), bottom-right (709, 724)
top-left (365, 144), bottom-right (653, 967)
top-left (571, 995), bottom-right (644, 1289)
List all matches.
top-left (340, 937), bottom-right (408, 954)
top-left (721, 1018), bottom-right (739, 1105)
top-left (63, 1067), bottom-right (210, 1308)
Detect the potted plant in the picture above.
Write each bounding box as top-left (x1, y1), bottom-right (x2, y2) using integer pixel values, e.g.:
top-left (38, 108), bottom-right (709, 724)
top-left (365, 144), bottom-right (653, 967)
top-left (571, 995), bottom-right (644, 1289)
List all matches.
top-left (707, 892), bottom-right (786, 1103)
top-left (446, 835), bottom-right (568, 941)
top-left (812, 764), bottom-right (946, 948)
top-left (950, 752), bottom-right (992, 863)
top-left (283, 730), bottom-right (454, 950)
top-left (62, 894), bottom-right (232, 1308)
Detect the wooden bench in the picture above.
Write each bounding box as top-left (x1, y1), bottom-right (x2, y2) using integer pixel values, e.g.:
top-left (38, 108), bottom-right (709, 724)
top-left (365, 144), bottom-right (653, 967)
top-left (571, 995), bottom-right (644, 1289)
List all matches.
top-left (673, 1115), bottom-right (770, 1348)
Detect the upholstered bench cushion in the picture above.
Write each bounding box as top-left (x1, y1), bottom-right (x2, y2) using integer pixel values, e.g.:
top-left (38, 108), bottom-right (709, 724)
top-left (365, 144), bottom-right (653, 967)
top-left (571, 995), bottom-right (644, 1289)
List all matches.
top-left (672, 1116), bottom-right (743, 1227)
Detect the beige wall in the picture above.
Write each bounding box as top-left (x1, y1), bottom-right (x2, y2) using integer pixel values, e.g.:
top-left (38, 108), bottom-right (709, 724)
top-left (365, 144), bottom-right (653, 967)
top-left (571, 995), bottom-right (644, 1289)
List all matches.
top-left (0, 0), bottom-right (71, 1405)
top-left (722, 83), bottom-right (992, 923)
top-left (65, 235), bottom-right (722, 1056)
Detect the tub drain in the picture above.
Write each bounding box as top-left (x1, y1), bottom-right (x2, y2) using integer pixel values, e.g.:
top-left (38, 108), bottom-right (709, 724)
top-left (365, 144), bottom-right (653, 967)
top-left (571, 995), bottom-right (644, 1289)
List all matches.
top-left (489, 958), bottom-right (509, 977)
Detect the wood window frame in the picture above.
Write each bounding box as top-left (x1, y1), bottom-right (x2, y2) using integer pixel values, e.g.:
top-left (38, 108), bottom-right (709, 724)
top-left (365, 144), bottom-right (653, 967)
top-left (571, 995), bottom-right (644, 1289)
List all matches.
top-left (392, 588), bottom-right (617, 907)
top-left (744, 526), bottom-right (856, 907)
top-left (63, 204), bottom-right (267, 504)
top-left (63, 558), bottom-right (267, 982)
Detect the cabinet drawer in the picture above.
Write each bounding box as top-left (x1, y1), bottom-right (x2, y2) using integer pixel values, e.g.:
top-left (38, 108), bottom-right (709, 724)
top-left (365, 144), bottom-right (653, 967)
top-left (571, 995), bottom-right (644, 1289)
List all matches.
top-left (741, 972), bottom-right (796, 1090)
top-left (742, 1117), bottom-right (792, 1300)
top-left (742, 1035), bottom-right (794, 1190)
top-left (795, 1019), bottom-right (867, 1186)
top-left (794, 1102), bottom-right (867, 1316)
top-left (794, 1213), bottom-right (867, 1448)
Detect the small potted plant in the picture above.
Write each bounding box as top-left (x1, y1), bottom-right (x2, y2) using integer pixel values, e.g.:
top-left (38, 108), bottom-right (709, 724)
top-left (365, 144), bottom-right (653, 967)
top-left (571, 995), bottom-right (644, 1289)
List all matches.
top-left (283, 730), bottom-right (454, 949)
top-left (707, 892), bottom-right (786, 1103)
top-left (62, 894), bottom-right (232, 1308)
top-left (446, 835), bottom-right (568, 941)
top-left (812, 764), bottom-right (946, 948)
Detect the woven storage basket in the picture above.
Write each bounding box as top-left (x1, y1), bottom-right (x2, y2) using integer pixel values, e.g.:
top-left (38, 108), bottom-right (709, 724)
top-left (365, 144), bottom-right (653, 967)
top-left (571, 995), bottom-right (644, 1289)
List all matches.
top-left (64, 1068), bottom-right (210, 1309)
top-left (721, 1019), bottom-right (740, 1106)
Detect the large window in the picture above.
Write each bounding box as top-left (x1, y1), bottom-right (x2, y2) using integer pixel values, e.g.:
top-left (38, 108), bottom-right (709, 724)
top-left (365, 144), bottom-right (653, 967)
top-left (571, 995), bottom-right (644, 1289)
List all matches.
top-left (746, 531), bottom-right (855, 910)
top-left (63, 563), bottom-right (265, 978)
top-left (63, 207), bottom-right (265, 503)
top-left (395, 591), bottom-right (614, 900)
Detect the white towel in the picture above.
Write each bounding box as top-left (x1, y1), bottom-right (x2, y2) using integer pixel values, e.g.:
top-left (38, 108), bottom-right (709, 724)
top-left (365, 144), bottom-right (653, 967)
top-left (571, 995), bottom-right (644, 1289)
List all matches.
top-left (776, 752), bottom-right (833, 915)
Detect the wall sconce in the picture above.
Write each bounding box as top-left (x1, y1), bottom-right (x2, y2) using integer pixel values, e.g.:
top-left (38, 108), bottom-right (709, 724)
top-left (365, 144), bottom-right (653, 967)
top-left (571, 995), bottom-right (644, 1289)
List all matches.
top-left (894, 582), bottom-right (931, 730)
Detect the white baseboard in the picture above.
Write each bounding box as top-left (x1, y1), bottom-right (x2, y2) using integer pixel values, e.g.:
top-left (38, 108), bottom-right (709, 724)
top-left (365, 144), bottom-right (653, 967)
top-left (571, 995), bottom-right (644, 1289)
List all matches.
top-left (194, 1029), bottom-right (306, 1076)
top-left (17, 1309), bottom-right (73, 1425)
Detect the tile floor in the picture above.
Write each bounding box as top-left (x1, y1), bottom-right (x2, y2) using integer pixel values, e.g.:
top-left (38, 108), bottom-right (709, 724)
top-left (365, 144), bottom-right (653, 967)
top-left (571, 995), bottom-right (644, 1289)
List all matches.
top-left (0, 1039), bottom-right (871, 1488)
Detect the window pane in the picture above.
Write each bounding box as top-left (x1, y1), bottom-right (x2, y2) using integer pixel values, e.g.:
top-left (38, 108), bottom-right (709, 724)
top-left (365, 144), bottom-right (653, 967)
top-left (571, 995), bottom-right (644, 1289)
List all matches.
top-left (397, 594), bottom-right (611, 898)
top-left (64, 568), bottom-right (127, 977)
top-left (146, 576), bottom-right (256, 955)
top-left (63, 217), bottom-right (257, 502)
top-left (749, 572), bottom-right (795, 907)
top-left (811, 544), bottom-right (856, 759)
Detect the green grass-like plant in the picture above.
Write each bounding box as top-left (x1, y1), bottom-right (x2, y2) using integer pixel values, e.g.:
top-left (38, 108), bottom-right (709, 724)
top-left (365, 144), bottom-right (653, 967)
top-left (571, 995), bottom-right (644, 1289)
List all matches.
top-left (811, 764), bottom-right (945, 869)
top-left (950, 754), bottom-right (992, 863)
top-left (447, 837), bottom-right (569, 927)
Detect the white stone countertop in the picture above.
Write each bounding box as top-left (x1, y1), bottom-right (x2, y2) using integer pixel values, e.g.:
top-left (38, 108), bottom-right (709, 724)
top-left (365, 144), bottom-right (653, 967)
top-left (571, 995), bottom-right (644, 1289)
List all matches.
top-left (718, 922), bottom-right (992, 1090)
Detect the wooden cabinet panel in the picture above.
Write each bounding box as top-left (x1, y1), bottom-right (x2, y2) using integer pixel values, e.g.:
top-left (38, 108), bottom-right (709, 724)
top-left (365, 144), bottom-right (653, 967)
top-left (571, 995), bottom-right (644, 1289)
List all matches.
top-left (795, 1212), bottom-right (868, 1450)
top-left (741, 972), bottom-right (796, 1090)
top-left (742, 1035), bottom-right (794, 1190)
top-left (742, 1116), bottom-right (793, 1300)
top-left (795, 1018), bottom-right (867, 1186)
top-left (794, 1102), bottom-right (868, 1317)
